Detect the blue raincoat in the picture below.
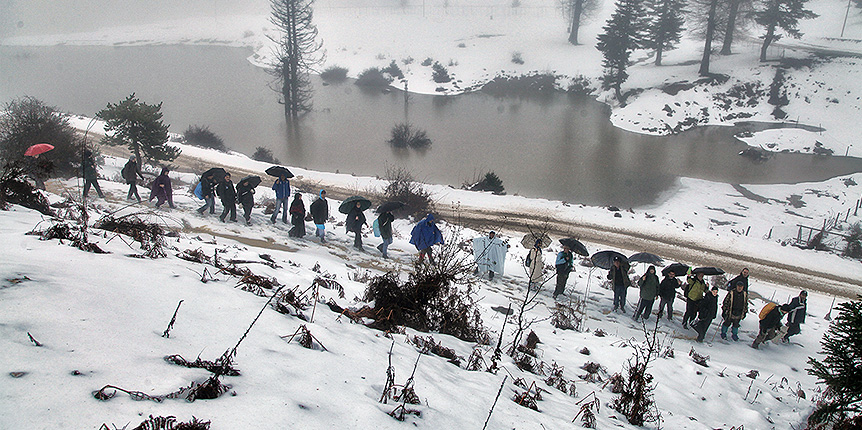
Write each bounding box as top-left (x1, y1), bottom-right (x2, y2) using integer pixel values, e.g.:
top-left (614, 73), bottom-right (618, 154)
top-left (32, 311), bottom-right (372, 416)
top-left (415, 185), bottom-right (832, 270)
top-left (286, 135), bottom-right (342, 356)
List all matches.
top-left (409, 214), bottom-right (444, 251)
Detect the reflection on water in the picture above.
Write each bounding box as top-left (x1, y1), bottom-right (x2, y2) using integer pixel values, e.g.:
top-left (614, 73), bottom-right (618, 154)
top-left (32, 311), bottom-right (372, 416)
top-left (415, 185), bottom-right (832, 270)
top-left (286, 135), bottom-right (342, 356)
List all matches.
top-left (2, 44), bottom-right (861, 207)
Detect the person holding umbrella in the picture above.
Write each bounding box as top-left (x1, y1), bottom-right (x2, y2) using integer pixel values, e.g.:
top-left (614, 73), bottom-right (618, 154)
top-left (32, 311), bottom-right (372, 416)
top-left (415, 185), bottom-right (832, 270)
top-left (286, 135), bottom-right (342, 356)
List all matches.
top-left (345, 200), bottom-right (367, 250)
top-left (149, 167), bottom-right (174, 209)
top-left (683, 271), bottom-right (707, 329)
top-left (526, 239), bottom-right (544, 286)
top-left (310, 189), bottom-right (329, 243)
top-left (270, 174), bottom-right (291, 224)
top-left (376, 209), bottom-right (395, 258)
top-left (656, 270), bottom-right (680, 320)
top-left (608, 257), bottom-right (631, 313)
top-left (553, 244), bottom-right (574, 299)
top-left (410, 214), bottom-right (443, 264)
top-left (121, 155), bottom-right (145, 202)
top-left (24, 143), bottom-right (54, 191)
top-left (235, 176), bottom-right (261, 225)
top-left (196, 171), bottom-right (217, 216)
top-left (81, 149), bottom-right (104, 199)
top-left (633, 265), bottom-right (660, 321)
top-left (217, 173), bottom-right (237, 223)
top-left (288, 192), bottom-right (306, 237)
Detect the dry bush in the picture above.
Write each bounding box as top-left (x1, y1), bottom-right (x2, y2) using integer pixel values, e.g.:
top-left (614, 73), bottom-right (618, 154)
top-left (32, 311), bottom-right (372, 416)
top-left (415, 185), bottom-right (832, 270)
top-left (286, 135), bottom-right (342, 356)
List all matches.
top-left (95, 212), bottom-right (168, 258)
top-left (382, 165), bottom-right (433, 218)
top-left (407, 335), bottom-right (463, 366)
top-left (0, 164), bottom-right (53, 216)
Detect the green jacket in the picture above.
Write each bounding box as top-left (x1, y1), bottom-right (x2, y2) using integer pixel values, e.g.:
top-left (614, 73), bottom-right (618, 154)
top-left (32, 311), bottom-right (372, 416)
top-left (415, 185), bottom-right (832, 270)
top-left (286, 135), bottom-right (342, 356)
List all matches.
top-left (686, 277), bottom-right (707, 301)
top-left (638, 273), bottom-right (660, 300)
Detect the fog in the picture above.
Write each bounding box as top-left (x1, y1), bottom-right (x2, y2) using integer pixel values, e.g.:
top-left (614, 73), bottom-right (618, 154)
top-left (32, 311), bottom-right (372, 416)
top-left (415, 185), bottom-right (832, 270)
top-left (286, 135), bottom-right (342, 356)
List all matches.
top-left (0, 0), bottom-right (269, 38)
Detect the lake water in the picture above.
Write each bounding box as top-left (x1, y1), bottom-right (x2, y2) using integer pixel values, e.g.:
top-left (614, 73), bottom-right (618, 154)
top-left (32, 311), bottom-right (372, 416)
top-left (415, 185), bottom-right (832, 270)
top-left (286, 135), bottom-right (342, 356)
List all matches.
top-left (2, 44), bottom-right (861, 207)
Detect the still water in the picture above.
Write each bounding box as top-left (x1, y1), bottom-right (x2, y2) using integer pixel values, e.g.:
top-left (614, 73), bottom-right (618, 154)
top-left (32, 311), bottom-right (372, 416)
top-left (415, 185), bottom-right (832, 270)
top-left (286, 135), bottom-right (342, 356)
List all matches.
top-left (2, 44), bottom-right (861, 207)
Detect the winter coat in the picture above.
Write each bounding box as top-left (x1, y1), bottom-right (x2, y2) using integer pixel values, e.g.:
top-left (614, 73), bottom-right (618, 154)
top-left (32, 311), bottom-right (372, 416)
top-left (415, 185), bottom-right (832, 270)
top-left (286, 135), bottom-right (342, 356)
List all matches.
top-left (377, 212), bottom-right (394, 240)
top-left (637, 273), bottom-right (660, 301)
top-left (289, 196), bottom-right (306, 217)
top-left (527, 247), bottom-right (543, 284)
top-left (697, 292), bottom-right (719, 321)
top-left (686, 276), bottom-right (707, 302)
top-left (727, 274), bottom-right (749, 292)
top-left (345, 206), bottom-right (366, 233)
top-left (216, 180), bottom-right (236, 203)
top-left (782, 297), bottom-right (807, 325)
top-left (149, 171), bottom-right (172, 201)
top-left (555, 250), bottom-right (574, 274)
top-left (760, 305), bottom-right (784, 331)
top-left (272, 178), bottom-right (290, 200)
top-left (200, 175), bottom-right (215, 198)
top-left (310, 197), bottom-right (328, 225)
top-left (409, 214), bottom-right (443, 251)
top-left (607, 265), bottom-right (631, 288)
top-left (122, 159), bottom-right (142, 183)
top-left (82, 155), bottom-right (98, 180)
top-left (722, 289), bottom-right (749, 320)
top-left (658, 276), bottom-right (678, 300)
top-left (237, 187), bottom-right (254, 206)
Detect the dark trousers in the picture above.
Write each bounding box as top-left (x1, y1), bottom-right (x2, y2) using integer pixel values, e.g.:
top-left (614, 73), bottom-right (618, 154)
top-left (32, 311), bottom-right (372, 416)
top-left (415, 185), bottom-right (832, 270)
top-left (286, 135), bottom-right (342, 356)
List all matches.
top-left (785, 322), bottom-right (801, 339)
top-left (220, 200), bottom-right (236, 222)
top-left (657, 296), bottom-right (674, 319)
top-left (695, 318), bottom-right (713, 342)
top-left (683, 298), bottom-right (700, 326)
top-left (83, 178), bottom-right (103, 198)
top-left (613, 284), bottom-right (627, 311)
top-left (242, 201), bottom-right (253, 222)
top-left (418, 247), bottom-right (434, 264)
top-left (289, 214), bottom-right (305, 237)
top-left (353, 230), bottom-right (363, 248)
top-left (634, 299), bottom-right (655, 320)
top-left (127, 182), bottom-right (140, 201)
top-left (554, 267), bottom-right (570, 297)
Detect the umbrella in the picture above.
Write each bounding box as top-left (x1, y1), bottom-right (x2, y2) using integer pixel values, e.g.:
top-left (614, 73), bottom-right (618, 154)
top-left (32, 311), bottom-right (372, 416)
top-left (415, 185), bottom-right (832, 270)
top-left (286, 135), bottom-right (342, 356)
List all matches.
top-left (202, 167), bottom-right (228, 182)
top-left (265, 165), bottom-right (294, 178)
top-left (628, 252), bottom-right (664, 266)
top-left (662, 262), bottom-right (690, 276)
top-left (559, 238), bottom-right (589, 256)
top-left (377, 201), bottom-right (405, 214)
top-left (692, 267), bottom-right (725, 276)
top-left (236, 175), bottom-right (262, 193)
top-left (338, 195), bottom-right (372, 214)
top-left (521, 232), bottom-right (551, 249)
top-left (24, 143), bottom-right (54, 157)
top-left (590, 250), bottom-right (628, 270)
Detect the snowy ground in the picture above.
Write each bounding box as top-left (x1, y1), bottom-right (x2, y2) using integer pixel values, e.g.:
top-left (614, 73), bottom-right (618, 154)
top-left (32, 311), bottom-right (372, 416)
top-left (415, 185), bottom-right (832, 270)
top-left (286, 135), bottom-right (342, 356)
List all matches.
top-left (0, 159), bottom-right (845, 429)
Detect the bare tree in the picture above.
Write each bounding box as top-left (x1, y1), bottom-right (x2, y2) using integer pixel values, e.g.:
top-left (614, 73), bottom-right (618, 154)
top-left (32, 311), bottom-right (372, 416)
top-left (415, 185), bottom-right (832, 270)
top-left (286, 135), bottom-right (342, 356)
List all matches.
top-left (269, 0), bottom-right (324, 121)
top-left (561, 0), bottom-right (601, 45)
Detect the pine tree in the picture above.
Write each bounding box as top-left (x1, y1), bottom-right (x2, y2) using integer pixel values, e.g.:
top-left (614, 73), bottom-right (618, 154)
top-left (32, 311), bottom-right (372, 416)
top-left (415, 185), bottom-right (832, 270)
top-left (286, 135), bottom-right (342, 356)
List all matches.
top-left (96, 93), bottom-right (179, 163)
top-left (719, 0), bottom-right (742, 54)
top-left (807, 298), bottom-right (862, 427)
top-left (755, 0), bottom-right (817, 62)
top-left (596, 0), bottom-right (648, 104)
top-left (698, 0), bottom-right (720, 76)
top-left (645, 0), bottom-right (685, 66)
top-left (269, 0), bottom-right (323, 121)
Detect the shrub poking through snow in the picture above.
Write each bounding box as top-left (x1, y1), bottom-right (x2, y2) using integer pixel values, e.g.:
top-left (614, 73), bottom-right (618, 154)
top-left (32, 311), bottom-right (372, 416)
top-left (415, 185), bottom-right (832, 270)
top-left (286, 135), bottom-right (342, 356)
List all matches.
top-left (124, 415), bottom-right (211, 430)
top-left (320, 65), bottom-right (349, 83)
top-left (380, 344), bottom-right (423, 421)
top-left (512, 380), bottom-right (544, 411)
top-left (431, 62), bottom-right (451, 83)
top-left (164, 354), bottom-right (241, 376)
top-left (95, 212), bottom-right (168, 258)
top-left (382, 165), bottom-right (433, 218)
top-left (611, 326), bottom-right (663, 427)
top-left (183, 125), bottom-right (226, 152)
top-left (282, 324), bottom-right (327, 350)
top-left (387, 123), bottom-right (432, 149)
top-left (0, 164), bottom-right (53, 216)
top-left (467, 171), bottom-right (505, 195)
top-left (355, 67), bottom-right (393, 87)
top-left (407, 335), bottom-right (463, 366)
top-left (551, 301), bottom-right (583, 330)
top-left (573, 391), bottom-right (601, 428)
top-left (689, 348), bottom-right (710, 367)
top-left (545, 362), bottom-right (578, 396)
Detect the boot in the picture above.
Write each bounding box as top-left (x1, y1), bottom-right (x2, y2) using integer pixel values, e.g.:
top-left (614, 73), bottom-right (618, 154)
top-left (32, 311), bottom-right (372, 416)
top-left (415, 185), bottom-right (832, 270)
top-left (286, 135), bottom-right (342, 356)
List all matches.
top-left (731, 326), bottom-right (739, 341)
top-left (720, 325), bottom-right (728, 340)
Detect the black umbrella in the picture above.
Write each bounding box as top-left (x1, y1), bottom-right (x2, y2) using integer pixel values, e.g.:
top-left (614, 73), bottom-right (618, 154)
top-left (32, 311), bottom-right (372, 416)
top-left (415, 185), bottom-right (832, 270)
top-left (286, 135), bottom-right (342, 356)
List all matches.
top-left (692, 267), bottom-right (725, 276)
top-left (559, 238), bottom-right (589, 257)
top-left (338, 195), bottom-right (372, 214)
top-left (377, 201), bottom-right (405, 214)
top-left (629, 252), bottom-right (664, 266)
top-left (662, 262), bottom-right (690, 276)
top-left (236, 175), bottom-right (262, 193)
top-left (202, 167), bottom-right (228, 182)
top-left (265, 165), bottom-right (294, 178)
top-left (590, 250), bottom-right (628, 270)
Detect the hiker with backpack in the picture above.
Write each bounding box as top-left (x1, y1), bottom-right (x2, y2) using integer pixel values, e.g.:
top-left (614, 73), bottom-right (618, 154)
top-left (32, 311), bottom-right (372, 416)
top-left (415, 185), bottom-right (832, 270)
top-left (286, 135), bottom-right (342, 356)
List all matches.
top-left (656, 270), bottom-right (680, 320)
top-left (720, 281), bottom-right (749, 341)
top-left (781, 290), bottom-right (808, 343)
top-left (375, 210), bottom-right (395, 258)
top-left (121, 155), bottom-right (144, 201)
top-left (752, 302), bottom-right (787, 349)
top-left (196, 171), bottom-right (216, 216)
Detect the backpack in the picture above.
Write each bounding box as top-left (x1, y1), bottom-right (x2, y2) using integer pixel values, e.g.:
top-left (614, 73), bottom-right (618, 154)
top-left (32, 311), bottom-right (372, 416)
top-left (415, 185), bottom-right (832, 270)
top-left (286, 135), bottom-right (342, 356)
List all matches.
top-left (759, 302), bottom-right (777, 320)
top-left (372, 219), bottom-right (381, 237)
top-left (194, 182), bottom-right (204, 200)
top-left (525, 254), bottom-right (532, 267)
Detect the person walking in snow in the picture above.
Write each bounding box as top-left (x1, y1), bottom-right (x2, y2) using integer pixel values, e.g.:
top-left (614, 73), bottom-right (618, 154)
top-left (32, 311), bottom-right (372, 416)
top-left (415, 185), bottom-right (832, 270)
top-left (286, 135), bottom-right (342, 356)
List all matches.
top-left (720, 281), bottom-right (749, 341)
top-left (657, 270), bottom-right (680, 320)
top-left (683, 272), bottom-right (707, 329)
top-left (81, 149), bottom-right (104, 199)
top-left (237, 184), bottom-right (255, 225)
top-left (376, 210), bottom-right (395, 258)
top-left (149, 167), bottom-right (174, 209)
top-left (345, 200), bottom-right (367, 250)
top-left (553, 245), bottom-right (574, 299)
top-left (781, 290), bottom-right (807, 343)
top-left (310, 189), bottom-right (329, 243)
top-left (694, 286), bottom-right (720, 342)
top-left (410, 214), bottom-right (444, 264)
top-left (608, 257), bottom-right (631, 313)
top-left (197, 171), bottom-right (216, 215)
top-left (633, 265), bottom-right (660, 321)
top-left (474, 231), bottom-right (508, 280)
top-left (752, 302), bottom-right (787, 349)
top-left (288, 192), bottom-right (306, 238)
top-left (727, 268), bottom-right (750, 292)
top-left (526, 239), bottom-right (544, 286)
top-left (121, 155), bottom-right (144, 201)
top-left (217, 173), bottom-right (237, 222)
top-left (270, 174), bottom-right (291, 224)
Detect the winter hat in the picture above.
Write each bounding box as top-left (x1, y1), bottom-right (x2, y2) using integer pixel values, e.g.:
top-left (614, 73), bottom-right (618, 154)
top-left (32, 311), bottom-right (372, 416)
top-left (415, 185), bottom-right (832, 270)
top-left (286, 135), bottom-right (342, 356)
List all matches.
top-left (711, 285), bottom-right (719, 291)
top-left (735, 281), bottom-right (745, 287)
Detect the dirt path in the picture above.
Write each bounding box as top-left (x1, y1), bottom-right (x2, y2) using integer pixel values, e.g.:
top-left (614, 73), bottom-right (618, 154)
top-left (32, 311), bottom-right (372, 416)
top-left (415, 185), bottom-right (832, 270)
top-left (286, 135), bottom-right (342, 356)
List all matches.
top-left (94, 142), bottom-right (862, 299)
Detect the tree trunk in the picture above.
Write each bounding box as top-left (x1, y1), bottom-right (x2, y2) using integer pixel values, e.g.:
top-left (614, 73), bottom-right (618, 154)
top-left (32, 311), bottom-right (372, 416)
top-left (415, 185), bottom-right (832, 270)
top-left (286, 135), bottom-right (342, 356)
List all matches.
top-left (568, 0), bottom-right (584, 45)
top-left (698, 0), bottom-right (719, 76)
top-left (655, 46), bottom-right (664, 66)
top-left (615, 84), bottom-right (626, 107)
top-left (720, 0), bottom-right (741, 55)
top-left (760, 25), bottom-right (775, 62)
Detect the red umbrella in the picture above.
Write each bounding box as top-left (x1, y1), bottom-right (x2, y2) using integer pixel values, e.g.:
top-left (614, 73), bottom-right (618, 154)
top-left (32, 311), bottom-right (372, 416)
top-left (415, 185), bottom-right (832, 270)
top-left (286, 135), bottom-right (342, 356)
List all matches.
top-left (24, 143), bottom-right (54, 157)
